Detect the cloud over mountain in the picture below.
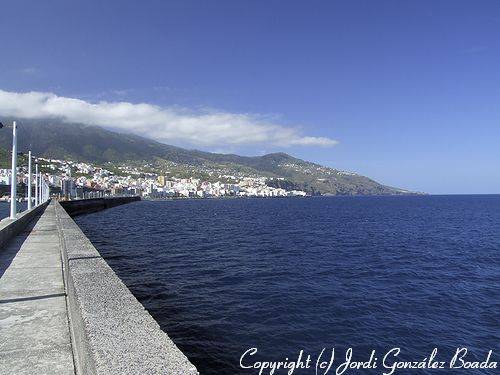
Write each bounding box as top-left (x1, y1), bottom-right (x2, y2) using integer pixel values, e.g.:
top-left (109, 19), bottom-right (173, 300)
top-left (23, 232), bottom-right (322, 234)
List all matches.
top-left (0, 89), bottom-right (337, 148)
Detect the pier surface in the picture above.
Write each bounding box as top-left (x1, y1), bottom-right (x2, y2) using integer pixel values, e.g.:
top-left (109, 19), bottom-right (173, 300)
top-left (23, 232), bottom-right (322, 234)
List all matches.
top-left (0, 198), bottom-right (198, 374)
top-left (0, 203), bottom-right (74, 374)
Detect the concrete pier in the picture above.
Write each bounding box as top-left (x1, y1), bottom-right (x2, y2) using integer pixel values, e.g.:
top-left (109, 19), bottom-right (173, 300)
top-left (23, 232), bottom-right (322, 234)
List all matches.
top-left (0, 199), bottom-right (198, 374)
top-left (0, 203), bottom-right (74, 374)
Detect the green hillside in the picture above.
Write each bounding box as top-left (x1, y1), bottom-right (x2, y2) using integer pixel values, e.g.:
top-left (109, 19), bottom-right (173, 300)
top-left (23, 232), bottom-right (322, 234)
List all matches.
top-left (0, 118), bottom-right (411, 195)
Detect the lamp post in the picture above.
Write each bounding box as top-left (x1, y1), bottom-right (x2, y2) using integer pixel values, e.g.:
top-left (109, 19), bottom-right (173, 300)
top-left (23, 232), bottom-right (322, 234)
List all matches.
top-left (9, 122), bottom-right (17, 219)
top-left (0, 121), bottom-right (19, 217)
top-left (27, 151), bottom-right (32, 210)
top-left (35, 162), bottom-right (39, 206)
top-left (38, 171), bottom-right (42, 205)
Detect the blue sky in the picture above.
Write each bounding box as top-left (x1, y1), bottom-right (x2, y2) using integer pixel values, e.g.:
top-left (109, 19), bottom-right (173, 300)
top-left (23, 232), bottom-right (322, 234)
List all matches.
top-left (0, 1), bottom-right (499, 194)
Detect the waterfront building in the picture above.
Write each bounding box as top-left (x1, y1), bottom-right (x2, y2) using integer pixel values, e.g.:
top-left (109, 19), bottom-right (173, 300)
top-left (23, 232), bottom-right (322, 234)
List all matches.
top-left (61, 178), bottom-right (76, 199)
top-left (157, 175), bottom-right (166, 186)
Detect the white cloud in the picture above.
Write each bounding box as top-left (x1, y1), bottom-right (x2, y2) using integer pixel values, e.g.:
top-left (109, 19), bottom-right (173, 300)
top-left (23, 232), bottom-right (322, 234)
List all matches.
top-left (0, 89), bottom-right (338, 148)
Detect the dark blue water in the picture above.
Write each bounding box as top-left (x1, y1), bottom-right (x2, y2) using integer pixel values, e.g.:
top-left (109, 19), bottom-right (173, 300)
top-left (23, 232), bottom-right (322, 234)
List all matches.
top-left (0, 201), bottom-right (29, 220)
top-left (75, 196), bottom-right (500, 374)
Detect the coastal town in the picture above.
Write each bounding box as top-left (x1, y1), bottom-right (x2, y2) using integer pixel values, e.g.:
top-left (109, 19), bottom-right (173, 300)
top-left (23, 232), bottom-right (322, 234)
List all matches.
top-left (0, 157), bottom-right (308, 200)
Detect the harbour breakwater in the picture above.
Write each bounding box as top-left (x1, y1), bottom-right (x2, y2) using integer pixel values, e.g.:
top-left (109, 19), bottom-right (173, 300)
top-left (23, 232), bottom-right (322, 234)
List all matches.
top-left (0, 197), bottom-right (198, 374)
top-left (59, 196), bottom-right (141, 216)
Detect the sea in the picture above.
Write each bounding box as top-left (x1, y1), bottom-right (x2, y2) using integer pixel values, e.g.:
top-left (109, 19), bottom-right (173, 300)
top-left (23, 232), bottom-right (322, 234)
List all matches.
top-left (0, 201), bottom-right (28, 220)
top-left (51, 196), bottom-right (500, 373)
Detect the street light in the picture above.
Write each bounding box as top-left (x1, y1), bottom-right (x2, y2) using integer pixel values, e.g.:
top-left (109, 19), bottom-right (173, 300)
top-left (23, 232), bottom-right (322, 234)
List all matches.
top-left (39, 169), bottom-right (42, 204)
top-left (16, 151), bottom-right (34, 210)
top-left (10, 122), bottom-right (17, 218)
top-left (42, 180), bottom-right (46, 202)
top-left (35, 161), bottom-right (39, 206)
top-left (27, 151), bottom-right (32, 209)
top-left (0, 121), bottom-right (18, 219)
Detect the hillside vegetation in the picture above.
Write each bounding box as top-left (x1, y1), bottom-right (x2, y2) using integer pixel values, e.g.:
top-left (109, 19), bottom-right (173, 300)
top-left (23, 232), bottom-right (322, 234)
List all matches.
top-left (0, 118), bottom-right (410, 195)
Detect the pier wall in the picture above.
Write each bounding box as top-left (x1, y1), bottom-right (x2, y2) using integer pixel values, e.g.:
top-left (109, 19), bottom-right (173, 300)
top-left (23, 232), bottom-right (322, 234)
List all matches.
top-left (0, 201), bottom-right (50, 249)
top-left (54, 200), bottom-right (198, 374)
top-left (59, 196), bottom-right (141, 216)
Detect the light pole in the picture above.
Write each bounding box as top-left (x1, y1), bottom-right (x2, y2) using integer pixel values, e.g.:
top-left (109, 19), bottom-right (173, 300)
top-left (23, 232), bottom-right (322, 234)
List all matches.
top-left (9, 122), bottom-right (17, 219)
top-left (38, 172), bottom-right (42, 205)
top-left (27, 151), bottom-right (32, 210)
top-left (0, 120), bottom-right (19, 217)
top-left (35, 162), bottom-right (39, 206)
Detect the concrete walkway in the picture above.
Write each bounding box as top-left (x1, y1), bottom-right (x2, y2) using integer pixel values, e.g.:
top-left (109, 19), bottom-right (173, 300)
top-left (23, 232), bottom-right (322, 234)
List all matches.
top-left (0, 204), bottom-right (75, 374)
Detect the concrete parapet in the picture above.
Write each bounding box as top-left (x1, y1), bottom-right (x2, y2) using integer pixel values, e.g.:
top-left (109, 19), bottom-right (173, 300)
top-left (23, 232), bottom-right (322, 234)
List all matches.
top-left (59, 196), bottom-right (141, 217)
top-left (54, 200), bottom-right (198, 374)
top-left (0, 201), bottom-right (50, 250)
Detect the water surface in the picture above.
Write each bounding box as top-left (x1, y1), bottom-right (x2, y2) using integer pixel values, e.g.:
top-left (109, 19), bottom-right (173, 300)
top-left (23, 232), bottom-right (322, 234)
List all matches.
top-left (0, 201), bottom-right (29, 220)
top-left (75, 196), bottom-right (500, 374)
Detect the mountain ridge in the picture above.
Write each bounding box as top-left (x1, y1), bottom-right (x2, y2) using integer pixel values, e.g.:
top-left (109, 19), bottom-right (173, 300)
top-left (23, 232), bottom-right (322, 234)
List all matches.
top-left (0, 118), bottom-right (412, 195)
